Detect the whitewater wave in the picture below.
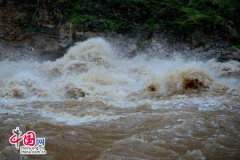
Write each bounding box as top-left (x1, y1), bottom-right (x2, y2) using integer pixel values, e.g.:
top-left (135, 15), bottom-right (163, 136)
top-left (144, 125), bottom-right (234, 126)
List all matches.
top-left (0, 37), bottom-right (239, 101)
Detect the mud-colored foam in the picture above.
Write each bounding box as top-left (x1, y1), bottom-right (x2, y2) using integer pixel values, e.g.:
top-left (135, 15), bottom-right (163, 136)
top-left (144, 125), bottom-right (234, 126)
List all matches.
top-left (0, 37), bottom-right (239, 101)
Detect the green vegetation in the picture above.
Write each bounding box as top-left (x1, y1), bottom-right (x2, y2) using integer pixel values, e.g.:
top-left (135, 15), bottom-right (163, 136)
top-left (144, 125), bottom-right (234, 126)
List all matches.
top-left (17, 19), bottom-right (41, 32)
top-left (15, 0), bottom-right (240, 41)
top-left (235, 44), bottom-right (240, 49)
top-left (59, 0), bottom-right (239, 41)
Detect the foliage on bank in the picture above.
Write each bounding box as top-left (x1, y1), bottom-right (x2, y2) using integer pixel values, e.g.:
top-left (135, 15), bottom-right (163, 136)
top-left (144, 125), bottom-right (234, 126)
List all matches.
top-left (60, 0), bottom-right (239, 40)
top-left (7, 0), bottom-right (240, 42)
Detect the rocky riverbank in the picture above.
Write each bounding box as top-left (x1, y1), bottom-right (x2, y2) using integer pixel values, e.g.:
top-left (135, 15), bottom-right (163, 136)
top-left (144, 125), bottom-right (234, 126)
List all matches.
top-left (0, 30), bottom-right (240, 63)
top-left (0, 1), bottom-right (240, 62)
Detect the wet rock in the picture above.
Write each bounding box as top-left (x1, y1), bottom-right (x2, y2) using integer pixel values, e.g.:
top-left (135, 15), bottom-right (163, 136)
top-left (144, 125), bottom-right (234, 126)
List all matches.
top-left (58, 38), bottom-right (72, 48)
top-left (31, 35), bottom-right (59, 51)
top-left (66, 88), bottom-right (86, 99)
top-left (220, 71), bottom-right (240, 79)
top-left (38, 50), bottom-right (65, 62)
top-left (190, 41), bottom-right (230, 60)
top-left (199, 49), bottom-right (220, 60)
top-left (147, 84), bottom-right (157, 91)
top-left (12, 88), bottom-right (24, 98)
top-left (39, 25), bottom-right (59, 35)
top-left (180, 71), bottom-right (215, 97)
top-left (219, 46), bottom-right (240, 61)
top-left (75, 32), bottom-right (88, 42)
top-left (183, 78), bottom-right (205, 90)
top-left (0, 40), bottom-right (38, 61)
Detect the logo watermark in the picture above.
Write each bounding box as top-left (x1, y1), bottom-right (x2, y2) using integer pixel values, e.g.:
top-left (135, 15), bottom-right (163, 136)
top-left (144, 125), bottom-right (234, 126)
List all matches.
top-left (9, 127), bottom-right (47, 155)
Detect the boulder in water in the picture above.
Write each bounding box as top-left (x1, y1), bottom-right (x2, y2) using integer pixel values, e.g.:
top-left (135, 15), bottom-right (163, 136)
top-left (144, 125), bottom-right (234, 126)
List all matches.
top-left (147, 84), bottom-right (157, 91)
top-left (66, 87), bottom-right (86, 99)
top-left (12, 88), bottom-right (24, 98)
top-left (183, 78), bottom-right (205, 89)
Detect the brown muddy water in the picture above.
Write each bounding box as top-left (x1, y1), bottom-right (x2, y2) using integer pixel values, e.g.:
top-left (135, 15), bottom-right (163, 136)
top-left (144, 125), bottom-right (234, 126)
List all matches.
top-left (0, 38), bottom-right (240, 160)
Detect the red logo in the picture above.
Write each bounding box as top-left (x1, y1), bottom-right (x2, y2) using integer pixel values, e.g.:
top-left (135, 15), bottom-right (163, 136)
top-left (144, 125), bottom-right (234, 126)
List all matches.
top-left (23, 131), bottom-right (36, 146)
top-left (9, 127), bottom-right (36, 149)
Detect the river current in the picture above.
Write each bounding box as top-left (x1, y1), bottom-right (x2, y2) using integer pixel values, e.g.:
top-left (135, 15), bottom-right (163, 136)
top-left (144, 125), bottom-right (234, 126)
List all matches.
top-left (0, 38), bottom-right (240, 160)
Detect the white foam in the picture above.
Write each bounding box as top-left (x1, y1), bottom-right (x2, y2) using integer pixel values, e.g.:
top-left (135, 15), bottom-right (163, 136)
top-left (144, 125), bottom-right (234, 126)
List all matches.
top-left (38, 106), bottom-right (125, 126)
top-left (0, 37), bottom-right (239, 104)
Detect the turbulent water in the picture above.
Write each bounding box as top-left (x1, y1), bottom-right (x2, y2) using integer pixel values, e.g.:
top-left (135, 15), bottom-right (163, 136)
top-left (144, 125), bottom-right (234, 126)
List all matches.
top-left (0, 38), bottom-right (240, 160)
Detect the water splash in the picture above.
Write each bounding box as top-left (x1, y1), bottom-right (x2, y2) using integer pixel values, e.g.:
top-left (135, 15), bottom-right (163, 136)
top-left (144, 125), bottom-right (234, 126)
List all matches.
top-left (0, 38), bottom-right (240, 159)
top-left (0, 37), bottom-right (239, 101)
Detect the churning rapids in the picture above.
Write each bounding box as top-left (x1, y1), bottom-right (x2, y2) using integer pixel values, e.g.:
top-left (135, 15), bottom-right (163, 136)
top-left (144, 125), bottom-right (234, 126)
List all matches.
top-left (0, 38), bottom-right (240, 160)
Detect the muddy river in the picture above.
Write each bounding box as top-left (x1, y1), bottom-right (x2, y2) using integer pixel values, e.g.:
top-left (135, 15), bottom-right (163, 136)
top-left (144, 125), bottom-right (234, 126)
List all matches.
top-left (0, 38), bottom-right (239, 160)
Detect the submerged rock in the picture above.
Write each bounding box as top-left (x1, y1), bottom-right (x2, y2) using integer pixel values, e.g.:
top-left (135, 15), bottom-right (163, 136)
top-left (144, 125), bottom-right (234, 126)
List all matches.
top-left (12, 88), bottom-right (24, 98)
top-left (147, 84), bottom-right (157, 92)
top-left (127, 69), bottom-right (228, 100)
top-left (65, 87), bottom-right (86, 99)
